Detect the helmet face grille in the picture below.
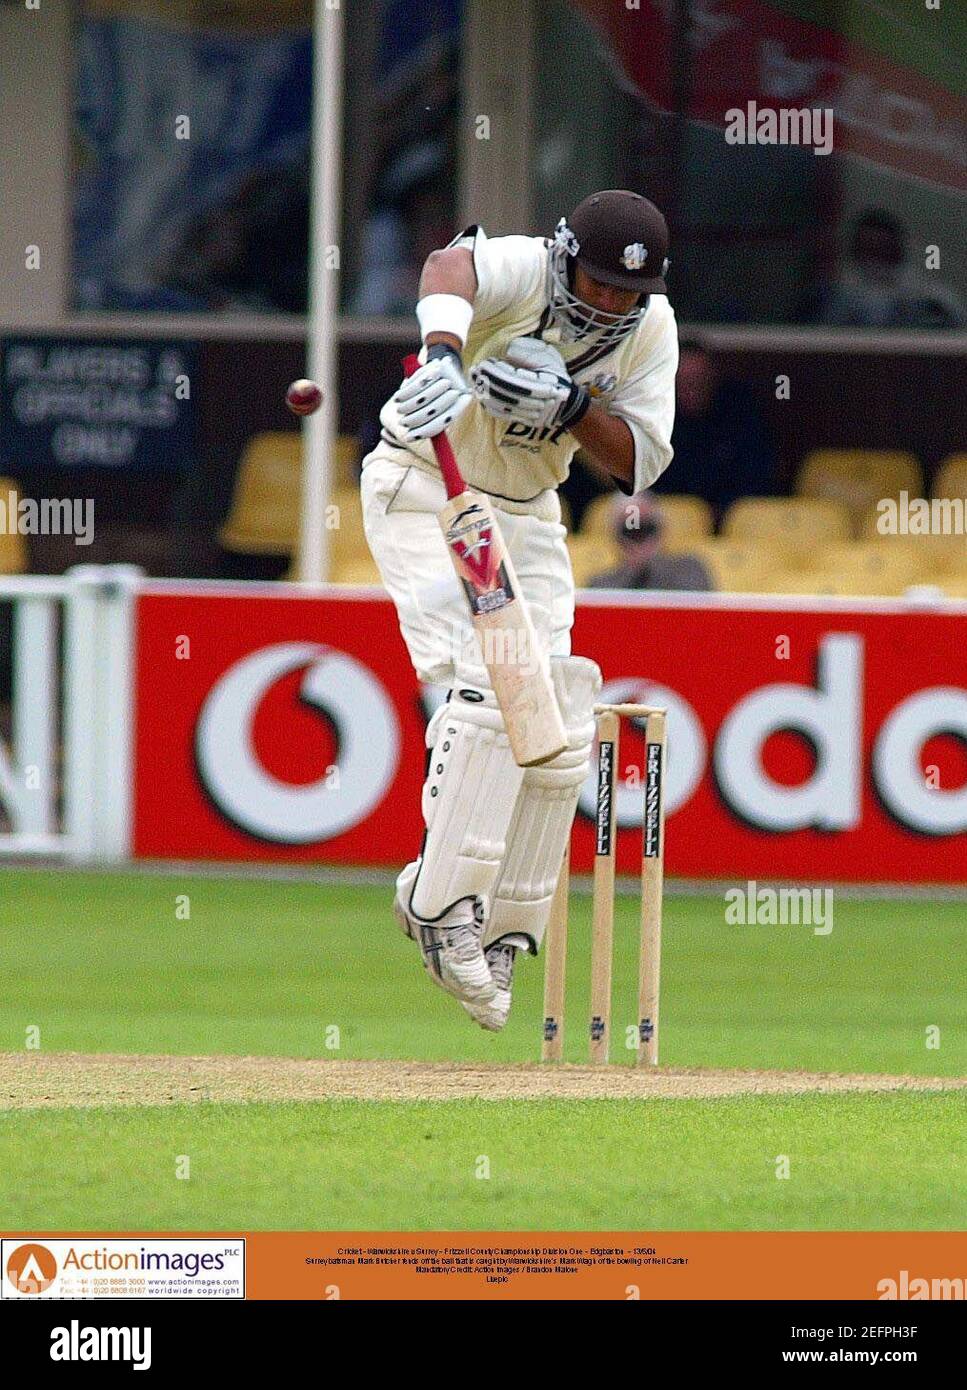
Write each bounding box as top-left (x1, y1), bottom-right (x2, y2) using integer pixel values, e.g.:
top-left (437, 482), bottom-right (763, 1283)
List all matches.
top-left (547, 223), bottom-right (646, 349)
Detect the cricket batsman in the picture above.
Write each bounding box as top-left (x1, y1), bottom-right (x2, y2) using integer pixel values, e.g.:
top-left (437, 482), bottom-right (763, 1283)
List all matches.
top-left (361, 189), bottom-right (678, 1030)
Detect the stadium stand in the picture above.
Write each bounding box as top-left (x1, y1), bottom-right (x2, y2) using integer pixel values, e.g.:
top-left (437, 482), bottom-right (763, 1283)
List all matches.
top-left (580, 492), bottom-right (714, 551)
top-left (796, 449), bottom-right (923, 529)
top-left (933, 454), bottom-right (967, 502)
top-left (682, 538), bottom-right (777, 592)
top-left (220, 433), bottom-right (360, 561)
top-left (722, 496), bottom-right (852, 569)
top-left (0, 479), bottom-right (28, 575)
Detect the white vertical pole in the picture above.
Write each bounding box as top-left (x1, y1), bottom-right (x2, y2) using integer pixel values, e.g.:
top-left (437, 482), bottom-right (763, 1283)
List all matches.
top-left (299, 0), bottom-right (345, 582)
top-left (63, 567), bottom-right (103, 861)
top-left (96, 565), bottom-right (141, 860)
top-left (10, 597), bottom-right (57, 838)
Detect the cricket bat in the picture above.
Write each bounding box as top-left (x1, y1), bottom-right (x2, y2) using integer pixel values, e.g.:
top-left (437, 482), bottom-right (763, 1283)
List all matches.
top-left (402, 354), bottom-right (567, 767)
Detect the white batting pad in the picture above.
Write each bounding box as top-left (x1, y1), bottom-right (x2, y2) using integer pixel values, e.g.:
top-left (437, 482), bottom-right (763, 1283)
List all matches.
top-left (405, 685), bottom-right (525, 923)
top-left (483, 656), bottom-right (601, 951)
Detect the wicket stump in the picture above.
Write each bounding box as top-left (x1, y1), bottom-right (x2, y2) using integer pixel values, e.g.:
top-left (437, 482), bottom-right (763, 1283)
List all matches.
top-left (541, 702), bottom-right (667, 1066)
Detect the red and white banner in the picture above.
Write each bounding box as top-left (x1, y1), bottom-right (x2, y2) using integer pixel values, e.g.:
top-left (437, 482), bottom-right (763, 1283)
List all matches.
top-left (132, 584), bottom-right (967, 884)
top-left (576, 0), bottom-right (965, 190)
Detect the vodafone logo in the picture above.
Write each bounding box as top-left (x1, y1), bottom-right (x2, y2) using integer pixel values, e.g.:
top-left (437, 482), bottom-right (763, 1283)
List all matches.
top-left (874, 687), bottom-right (967, 835)
top-left (195, 643), bottom-right (400, 844)
top-left (579, 677), bottom-right (705, 826)
top-left (714, 633), bottom-right (863, 831)
top-left (583, 636), bottom-right (967, 836)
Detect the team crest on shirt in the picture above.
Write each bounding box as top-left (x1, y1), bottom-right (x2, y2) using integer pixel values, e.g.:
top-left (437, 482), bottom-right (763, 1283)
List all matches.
top-left (587, 371), bottom-right (618, 398)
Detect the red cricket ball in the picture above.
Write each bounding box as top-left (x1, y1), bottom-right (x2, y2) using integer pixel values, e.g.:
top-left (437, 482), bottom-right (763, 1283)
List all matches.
top-left (286, 378), bottom-right (323, 416)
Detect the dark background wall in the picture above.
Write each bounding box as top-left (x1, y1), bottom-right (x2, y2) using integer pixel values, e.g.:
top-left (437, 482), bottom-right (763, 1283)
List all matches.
top-left (5, 336), bottom-right (964, 576)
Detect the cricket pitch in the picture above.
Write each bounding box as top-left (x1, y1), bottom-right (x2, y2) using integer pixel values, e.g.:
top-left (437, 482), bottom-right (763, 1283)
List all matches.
top-left (2, 1052), bottom-right (964, 1108)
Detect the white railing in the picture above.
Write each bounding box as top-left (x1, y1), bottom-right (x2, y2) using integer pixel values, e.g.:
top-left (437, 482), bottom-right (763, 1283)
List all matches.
top-left (0, 565), bottom-right (138, 861)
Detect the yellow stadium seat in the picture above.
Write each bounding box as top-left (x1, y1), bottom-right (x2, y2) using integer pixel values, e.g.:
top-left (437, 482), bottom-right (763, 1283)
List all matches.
top-left (0, 530), bottom-right (26, 574)
top-left (685, 538), bottom-right (777, 593)
top-left (797, 450), bottom-right (923, 529)
top-left (764, 570), bottom-right (953, 599)
top-left (650, 494), bottom-right (714, 546)
top-left (722, 496), bottom-right (852, 567)
top-left (761, 571), bottom-right (863, 597)
top-left (326, 486), bottom-right (366, 563)
top-left (580, 491), bottom-right (713, 550)
top-left (908, 537), bottom-right (966, 582)
top-left (804, 542), bottom-right (926, 596)
top-left (220, 433), bottom-right (361, 556)
top-left (330, 553), bottom-right (383, 586)
top-left (932, 454), bottom-right (967, 501)
top-left (767, 570), bottom-right (951, 599)
top-left (580, 492), bottom-right (623, 538)
top-left (568, 533), bottom-right (618, 586)
top-left (219, 433), bottom-right (301, 555)
top-left (334, 434), bottom-right (360, 487)
top-left (0, 478), bottom-right (28, 574)
top-left (857, 507), bottom-right (967, 578)
top-left (923, 536), bottom-right (967, 579)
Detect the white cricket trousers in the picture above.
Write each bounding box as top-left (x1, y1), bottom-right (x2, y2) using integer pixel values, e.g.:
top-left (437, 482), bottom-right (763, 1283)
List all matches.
top-left (361, 457), bottom-right (576, 687)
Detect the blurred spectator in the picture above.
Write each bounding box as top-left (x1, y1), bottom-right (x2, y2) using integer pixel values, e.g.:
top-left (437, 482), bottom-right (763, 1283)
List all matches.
top-left (652, 337), bottom-right (778, 519)
top-left (345, 45), bottom-right (459, 315)
top-left (155, 160), bottom-right (310, 313)
top-left (349, 161), bottom-right (456, 316)
top-left (805, 209), bottom-right (965, 330)
top-left (588, 492), bottom-right (712, 591)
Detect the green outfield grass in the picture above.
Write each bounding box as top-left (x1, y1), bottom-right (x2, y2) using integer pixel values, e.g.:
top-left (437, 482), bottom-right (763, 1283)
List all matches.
top-left (3, 1093), bottom-right (963, 1231)
top-left (0, 870), bottom-right (964, 1073)
top-left (0, 870), bottom-right (964, 1230)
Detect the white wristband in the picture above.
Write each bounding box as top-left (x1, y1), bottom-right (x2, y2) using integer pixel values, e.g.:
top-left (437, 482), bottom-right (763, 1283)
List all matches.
top-left (416, 293), bottom-right (474, 347)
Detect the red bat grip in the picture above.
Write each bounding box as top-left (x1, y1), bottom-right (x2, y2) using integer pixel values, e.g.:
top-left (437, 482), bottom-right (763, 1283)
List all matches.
top-left (401, 353), bottom-right (466, 500)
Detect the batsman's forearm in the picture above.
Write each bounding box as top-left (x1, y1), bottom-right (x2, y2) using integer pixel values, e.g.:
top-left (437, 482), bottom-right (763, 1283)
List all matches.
top-left (419, 247), bottom-right (477, 353)
top-left (570, 404), bottom-right (635, 488)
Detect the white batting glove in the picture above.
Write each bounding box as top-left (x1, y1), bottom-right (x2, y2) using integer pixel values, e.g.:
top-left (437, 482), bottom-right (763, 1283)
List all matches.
top-left (394, 344), bottom-right (472, 440)
top-left (504, 336), bottom-right (570, 375)
top-left (470, 336), bottom-right (590, 431)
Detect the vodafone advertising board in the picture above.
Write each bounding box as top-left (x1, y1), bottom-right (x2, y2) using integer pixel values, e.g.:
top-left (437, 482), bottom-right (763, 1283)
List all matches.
top-left (133, 586), bottom-right (967, 883)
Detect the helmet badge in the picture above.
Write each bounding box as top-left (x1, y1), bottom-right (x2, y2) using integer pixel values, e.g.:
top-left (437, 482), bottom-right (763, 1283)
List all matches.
top-left (621, 242), bottom-right (648, 270)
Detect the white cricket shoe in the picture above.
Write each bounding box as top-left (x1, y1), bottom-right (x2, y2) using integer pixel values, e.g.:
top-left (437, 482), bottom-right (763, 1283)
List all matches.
top-left (461, 940), bottom-right (518, 1031)
top-left (399, 896), bottom-right (497, 1005)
